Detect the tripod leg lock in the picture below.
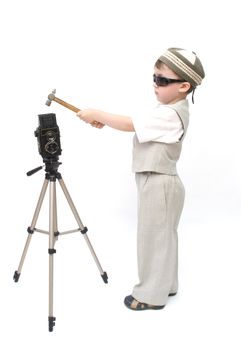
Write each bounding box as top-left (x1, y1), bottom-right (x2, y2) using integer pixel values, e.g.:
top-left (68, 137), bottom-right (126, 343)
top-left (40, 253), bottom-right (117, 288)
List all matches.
top-left (80, 227), bottom-right (88, 234)
top-left (48, 249), bottom-right (56, 255)
top-left (13, 271), bottom-right (20, 282)
top-left (101, 272), bottom-right (108, 284)
top-left (27, 227), bottom-right (34, 234)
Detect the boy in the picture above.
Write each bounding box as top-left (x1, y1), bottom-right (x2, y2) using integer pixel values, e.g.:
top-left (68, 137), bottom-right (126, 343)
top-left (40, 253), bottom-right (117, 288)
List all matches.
top-left (77, 48), bottom-right (205, 310)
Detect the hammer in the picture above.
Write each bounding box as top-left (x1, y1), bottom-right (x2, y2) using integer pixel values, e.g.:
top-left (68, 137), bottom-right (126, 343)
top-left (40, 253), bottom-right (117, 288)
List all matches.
top-left (46, 89), bottom-right (80, 113)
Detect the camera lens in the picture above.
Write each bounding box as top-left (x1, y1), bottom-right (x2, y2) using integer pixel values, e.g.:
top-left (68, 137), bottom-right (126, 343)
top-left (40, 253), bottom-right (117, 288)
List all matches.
top-left (46, 131), bottom-right (56, 141)
top-left (45, 141), bottom-right (59, 154)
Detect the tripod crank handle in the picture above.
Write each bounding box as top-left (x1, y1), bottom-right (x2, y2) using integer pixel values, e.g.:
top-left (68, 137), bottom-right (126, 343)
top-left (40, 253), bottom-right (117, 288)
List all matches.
top-left (26, 166), bottom-right (43, 176)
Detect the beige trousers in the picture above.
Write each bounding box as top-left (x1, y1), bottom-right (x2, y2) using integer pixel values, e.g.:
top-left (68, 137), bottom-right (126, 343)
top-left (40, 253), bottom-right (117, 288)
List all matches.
top-left (132, 172), bottom-right (185, 306)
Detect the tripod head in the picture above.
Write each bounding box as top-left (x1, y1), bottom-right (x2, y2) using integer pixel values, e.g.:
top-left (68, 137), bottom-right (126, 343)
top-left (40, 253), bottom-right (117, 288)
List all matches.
top-left (27, 157), bottom-right (62, 177)
top-left (44, 157), bottom-right (62, 174)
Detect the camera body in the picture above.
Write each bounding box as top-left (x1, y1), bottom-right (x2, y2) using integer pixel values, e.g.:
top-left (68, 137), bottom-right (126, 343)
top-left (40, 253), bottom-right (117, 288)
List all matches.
top-left (35, 113), bottom-right (62, 161)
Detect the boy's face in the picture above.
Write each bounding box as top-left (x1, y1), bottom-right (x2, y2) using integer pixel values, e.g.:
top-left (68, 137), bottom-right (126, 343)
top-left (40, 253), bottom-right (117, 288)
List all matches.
top-left (153, 64), bottom-right (187, 104)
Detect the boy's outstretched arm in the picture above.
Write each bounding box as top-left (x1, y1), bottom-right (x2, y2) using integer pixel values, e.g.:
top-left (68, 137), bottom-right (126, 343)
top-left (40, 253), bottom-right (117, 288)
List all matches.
top-left (77, 109), bottom-right (135, 132)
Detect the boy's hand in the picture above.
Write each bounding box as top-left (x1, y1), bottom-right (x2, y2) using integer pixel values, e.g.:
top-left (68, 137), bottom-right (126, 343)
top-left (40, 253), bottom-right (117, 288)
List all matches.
top-left (77, 109), bottom-right (105, 128)
top-left (91, 121), bottom-right (105, 129)
top-left (77, 109), bottom-right (96, 124)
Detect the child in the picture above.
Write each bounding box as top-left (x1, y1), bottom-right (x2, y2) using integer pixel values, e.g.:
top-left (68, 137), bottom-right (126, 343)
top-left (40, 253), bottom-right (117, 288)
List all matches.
top-left (77, 48), bottom-right (205, 310)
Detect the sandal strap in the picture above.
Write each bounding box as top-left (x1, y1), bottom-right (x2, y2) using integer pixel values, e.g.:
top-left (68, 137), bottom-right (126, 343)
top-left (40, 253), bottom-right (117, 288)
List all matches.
top-left (131, 299), bottom-right (144, 310)
top-left (124, 295), bottom-right (165, 310)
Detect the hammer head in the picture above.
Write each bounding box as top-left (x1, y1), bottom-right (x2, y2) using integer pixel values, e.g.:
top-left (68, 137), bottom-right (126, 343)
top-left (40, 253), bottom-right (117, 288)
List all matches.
top-left (45, 89), bottom-right (56, 106)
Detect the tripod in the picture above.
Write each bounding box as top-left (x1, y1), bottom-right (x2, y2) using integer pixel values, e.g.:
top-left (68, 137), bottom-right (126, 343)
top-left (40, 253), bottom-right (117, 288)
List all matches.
top-left (13, 159), bottom-right (108, 332)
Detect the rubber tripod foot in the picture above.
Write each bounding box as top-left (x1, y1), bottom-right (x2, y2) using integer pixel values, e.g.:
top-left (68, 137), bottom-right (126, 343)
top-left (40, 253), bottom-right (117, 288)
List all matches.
top-left (13, 271), bottom-right (20, 282)
top-left (101, 272), bottom-right (108, 284)
top-left (48, 316), bottom-right (56, 332)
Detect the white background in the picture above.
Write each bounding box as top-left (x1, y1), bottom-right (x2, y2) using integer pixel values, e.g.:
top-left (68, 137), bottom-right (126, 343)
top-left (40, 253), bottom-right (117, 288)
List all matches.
top-left (1, 0), bottom-right (241, 348)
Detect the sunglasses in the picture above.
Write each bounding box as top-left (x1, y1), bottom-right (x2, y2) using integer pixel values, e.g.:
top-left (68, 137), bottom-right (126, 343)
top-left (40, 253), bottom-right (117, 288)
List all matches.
top-left (153, 74), bottom-right (186, 87)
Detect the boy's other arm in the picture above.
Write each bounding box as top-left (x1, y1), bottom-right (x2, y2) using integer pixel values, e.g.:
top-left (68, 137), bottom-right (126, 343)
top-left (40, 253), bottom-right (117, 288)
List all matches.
top-left (77, 109), bottom-right (135, 132)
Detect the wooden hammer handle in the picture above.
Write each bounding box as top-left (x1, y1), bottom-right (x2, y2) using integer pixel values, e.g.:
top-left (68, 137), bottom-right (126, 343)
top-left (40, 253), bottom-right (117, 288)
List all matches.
top-left (53, 96), bottom-right (81, 113)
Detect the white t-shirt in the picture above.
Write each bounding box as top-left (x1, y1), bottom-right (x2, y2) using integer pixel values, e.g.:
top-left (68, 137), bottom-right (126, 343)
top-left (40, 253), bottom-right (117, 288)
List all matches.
top-left (132, 103), bottom-right (184, 144)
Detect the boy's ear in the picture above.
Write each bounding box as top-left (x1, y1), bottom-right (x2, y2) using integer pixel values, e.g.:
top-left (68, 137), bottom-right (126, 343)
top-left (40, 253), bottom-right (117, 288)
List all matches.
top-left (179, 82), bottom-right (191, 93)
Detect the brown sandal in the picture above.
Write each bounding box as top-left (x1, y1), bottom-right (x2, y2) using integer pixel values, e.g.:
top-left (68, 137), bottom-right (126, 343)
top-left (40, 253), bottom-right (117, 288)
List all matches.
top-left (124, 295), bottom-right (165, 311)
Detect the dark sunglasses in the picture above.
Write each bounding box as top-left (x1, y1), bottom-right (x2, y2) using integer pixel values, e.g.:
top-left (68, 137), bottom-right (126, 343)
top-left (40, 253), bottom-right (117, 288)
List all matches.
top-left (153, 74), bottom-right (186, 87)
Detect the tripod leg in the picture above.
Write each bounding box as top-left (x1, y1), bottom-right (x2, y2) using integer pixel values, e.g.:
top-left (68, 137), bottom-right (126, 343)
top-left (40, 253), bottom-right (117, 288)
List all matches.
top-left (48, 179), bottom-right (56, 332)
top-left (14, 179), bottom-right (49, 282)
top-left (53, 181), bottom-right (59, 240)
top-left (58, 177), bottom-right (108, 284)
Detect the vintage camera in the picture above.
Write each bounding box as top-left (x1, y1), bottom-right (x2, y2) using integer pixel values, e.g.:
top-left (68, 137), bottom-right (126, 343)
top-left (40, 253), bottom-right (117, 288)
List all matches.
top-left (35, 113), bottom-right (62, 161)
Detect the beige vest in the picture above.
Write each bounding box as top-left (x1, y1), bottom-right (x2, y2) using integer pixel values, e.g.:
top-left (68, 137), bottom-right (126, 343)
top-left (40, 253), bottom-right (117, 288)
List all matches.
top-left (132, 99), bottom-right (189, 174)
